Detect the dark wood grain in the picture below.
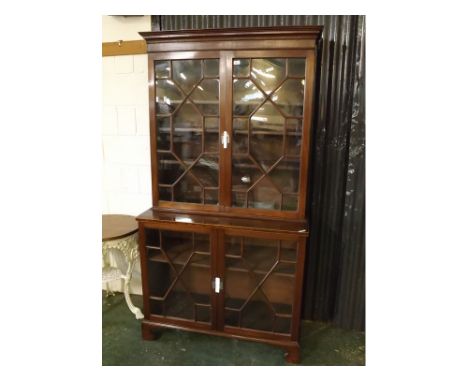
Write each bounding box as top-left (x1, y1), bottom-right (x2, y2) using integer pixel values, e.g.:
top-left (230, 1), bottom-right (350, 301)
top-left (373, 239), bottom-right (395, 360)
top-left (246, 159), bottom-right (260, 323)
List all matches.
top-left (137, 26), bottom-right (322, 364)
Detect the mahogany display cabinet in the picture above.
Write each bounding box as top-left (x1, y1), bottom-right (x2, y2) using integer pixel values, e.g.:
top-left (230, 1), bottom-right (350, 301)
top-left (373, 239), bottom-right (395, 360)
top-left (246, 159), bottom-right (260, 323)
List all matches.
top-left (136, 26), bottom-right (322, 363)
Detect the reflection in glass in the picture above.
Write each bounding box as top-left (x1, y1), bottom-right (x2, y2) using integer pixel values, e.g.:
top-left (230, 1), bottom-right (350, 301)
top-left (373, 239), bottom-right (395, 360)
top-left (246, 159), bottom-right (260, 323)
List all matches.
top-left (173, 102), bottom-right (202, 164)
top-left (204, 59), bottom-right (219, 77)
top-left (155, 60), bottom-right (170, 78)
top-left (233, 118), bottom-right (248, 154)
top-left (147, 229), bottom-right (212, 323)
top-left (156, 79), bottom-right (183, 115)
top-left (232, 191), bottom-right (247, 208)
top-left (282, 194), bottom-right (298, 211)
top-left (232, 156), bottom-right (263, 191)
top-left (233, 59), bottom-right (250, 77)
top-left (204, 117), bottom-right (219, 153)
top-left (251, 58), bottom-right (286, 94)
top-left (157, 116), bottom-right (171, 151)
top-left (268, 159), bottom-right (300, 193)
top-left (173, 60), bottom-right (202, 93)
top-left (233, 79), bottom-right (264, 116)
top-left (272, 79), bottom-right (305, 117)
top-left (174, 173), bottom-right (202, 204)
top-left (223, 235), bottom-right (296, 334)
top-left (250, 102), bottom-right (284, 134)
top-left (249, 177), bottom-right (282, 210)
top-left (157, 152), bottom-right (185, 185)
top-left (287, 58), bottom-right (306, 77)
top-left (190, 156), bottom-right (219, 187)
top-left (190, 79), bottom-right (219, 115)
top-left (204, 188), bottom-right (218, 205)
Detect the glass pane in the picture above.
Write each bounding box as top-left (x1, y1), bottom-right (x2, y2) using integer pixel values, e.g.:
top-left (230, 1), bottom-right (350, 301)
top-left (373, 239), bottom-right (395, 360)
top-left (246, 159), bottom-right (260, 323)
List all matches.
top-left (158, 186), bottom-right (172, 201)
top-left (285, 119), bottom-right (302, 156)
top-left (251, 102), bottom-right (285, 134)
top-left (157, 116), bottom-right (171, 151)
top-left (233, 118), bottom-right (248, 154)
top-left (233, 59), bottom-right (250, 77)
top-left (232, 191), bottom-right (247, 208)
top-left (250, 102), bottom-right (284, 171)
top-left (233, 79), bottom-right (265, 116)
top-left (232, 156), bottom-right (263, 191)
top-left (282, 194), bottom-right (298, 211)
top-left (224, 236), bottom-right (295, 335)
top-left (268, 158), bottom-right (300, 193)
top-left (272, 79), bottom-right (305, 117)
top-left (204, 188), bottom-right (218, 205)
top-left (190, 79), bottom-right (219, 115)
top-left (280, 240), bottom-right (297, 262)
top-left (248, 177), bottom-right (282, 210)
top-left (204, 59), bottom-right (219, 77)
top-left (231, 57), bottom-right (306, 212)
top-left (173, 102), bottom-right (202, 164)
top-left (173, 60), bottom-right (202, 94)
top-left (155, 79), bottom-right (183, 115)
top-left (155, 60), bottom-right (170, 78)
top-left (156, 59), bottom-right (220, 207)
top-left (147, 230), bottom-right (211, 323)
top-left (173, 173), bottom-right (203, 204)
top-left (251, 58), bottom-right (286, 94)
top-left (190, 155), bottom-right (219, 188)
top-left (288, 58), bottom-right (306, 77)
top-left (204, 117), bottom-right (219, 153)
top-left (158, 152), bottom-right (185, 184)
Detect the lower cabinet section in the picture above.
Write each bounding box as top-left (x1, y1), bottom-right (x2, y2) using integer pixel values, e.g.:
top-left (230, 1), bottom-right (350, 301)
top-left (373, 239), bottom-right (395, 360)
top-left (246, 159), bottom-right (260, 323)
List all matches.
top-left (137, 216), bottom-right (308, 363)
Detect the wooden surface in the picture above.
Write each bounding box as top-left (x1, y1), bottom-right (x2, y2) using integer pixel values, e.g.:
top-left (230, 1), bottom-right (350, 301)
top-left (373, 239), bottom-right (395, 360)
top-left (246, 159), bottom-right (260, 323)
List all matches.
top-left (102, 40), bottom-right (147, 56)
top-left (144, 45), bottom-right (319, 220)
top-left (102, 214), bottom-right (138, 241)
top-left (136, 208), bottom-right (309, 236)
top-left (136, 27), bottom-right (322, 363)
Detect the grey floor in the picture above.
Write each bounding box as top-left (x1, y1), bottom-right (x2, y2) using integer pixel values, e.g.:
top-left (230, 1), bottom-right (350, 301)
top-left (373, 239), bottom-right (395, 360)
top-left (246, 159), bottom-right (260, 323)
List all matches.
top-left (102, 292), bottom-right (365, 366)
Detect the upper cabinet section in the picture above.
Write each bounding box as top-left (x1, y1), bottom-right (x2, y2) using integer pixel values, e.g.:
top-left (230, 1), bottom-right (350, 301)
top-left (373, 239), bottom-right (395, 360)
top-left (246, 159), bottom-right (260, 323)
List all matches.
top-left (140, 27), bottom-right (322, 220)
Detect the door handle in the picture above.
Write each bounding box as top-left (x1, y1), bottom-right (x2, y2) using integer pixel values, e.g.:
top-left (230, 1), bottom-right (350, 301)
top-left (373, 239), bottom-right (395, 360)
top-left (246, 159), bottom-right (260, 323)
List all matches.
top-left (221, 131), bottom-right (230, 149)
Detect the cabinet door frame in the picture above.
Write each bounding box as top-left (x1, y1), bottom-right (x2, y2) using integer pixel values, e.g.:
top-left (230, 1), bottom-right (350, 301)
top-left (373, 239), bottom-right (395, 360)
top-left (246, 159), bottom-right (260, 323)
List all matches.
top-left (216, 227), bottom-right (307, 341)
top-left (221, 49), bottom-right (316, 220)
top-left (148, 48), bottom-right (317, 220)
top-left (138, 221), bottom-right (219, 330)
top-left (149, 51), bottom-right (224, 213)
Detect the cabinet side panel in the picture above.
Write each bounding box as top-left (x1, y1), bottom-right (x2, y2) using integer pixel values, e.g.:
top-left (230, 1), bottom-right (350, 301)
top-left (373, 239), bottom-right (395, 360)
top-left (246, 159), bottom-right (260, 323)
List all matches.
top-left (291, 236), bottom-right (307, 341)
top-left (138, 224), bottom-right (151, 318)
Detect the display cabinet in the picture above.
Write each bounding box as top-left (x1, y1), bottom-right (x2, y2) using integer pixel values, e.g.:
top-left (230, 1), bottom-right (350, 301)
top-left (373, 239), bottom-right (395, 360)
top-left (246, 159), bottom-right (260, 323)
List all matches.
top-left (137, 26), bottom-right (322, 363)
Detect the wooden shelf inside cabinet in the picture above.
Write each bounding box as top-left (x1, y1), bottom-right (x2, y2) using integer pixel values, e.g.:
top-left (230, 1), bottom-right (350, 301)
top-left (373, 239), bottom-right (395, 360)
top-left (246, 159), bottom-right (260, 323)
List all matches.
top-left (137, 26), bottom-right (322, 364)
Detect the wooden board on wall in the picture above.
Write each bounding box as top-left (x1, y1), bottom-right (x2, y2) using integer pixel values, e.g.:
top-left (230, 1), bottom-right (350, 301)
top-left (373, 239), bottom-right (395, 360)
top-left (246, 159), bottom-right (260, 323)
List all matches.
top-left (102, 40), bottom-right (147, 56)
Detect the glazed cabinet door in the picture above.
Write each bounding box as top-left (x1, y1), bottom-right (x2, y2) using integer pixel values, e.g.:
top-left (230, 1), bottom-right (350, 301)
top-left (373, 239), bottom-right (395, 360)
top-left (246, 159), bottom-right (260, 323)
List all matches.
top-left (220, 230), bottom-right (301, 336)
top-left (142, 226), bottom-right (215, 327)
top-left (229, 52), bottom-right (314, 215)
top-left (154, 55), bottom-right (221, 207)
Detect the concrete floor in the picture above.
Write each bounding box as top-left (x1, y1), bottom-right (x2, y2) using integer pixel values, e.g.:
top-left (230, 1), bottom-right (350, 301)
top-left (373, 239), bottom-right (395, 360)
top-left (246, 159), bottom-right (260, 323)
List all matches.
top-left (102, 292), bottom-right (365, 366)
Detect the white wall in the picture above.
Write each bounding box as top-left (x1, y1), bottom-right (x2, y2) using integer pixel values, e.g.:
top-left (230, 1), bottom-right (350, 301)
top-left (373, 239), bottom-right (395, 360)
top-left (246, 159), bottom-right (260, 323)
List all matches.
top-left (102, 15), bottom-right (151, 42)
top-left (102, 16), bottom-right (152, 295)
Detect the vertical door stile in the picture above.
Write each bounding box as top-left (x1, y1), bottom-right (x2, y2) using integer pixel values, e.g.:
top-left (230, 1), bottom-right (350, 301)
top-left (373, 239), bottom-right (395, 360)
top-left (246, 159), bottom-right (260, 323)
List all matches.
top-left (219, 51), bottom-right (233, 209)
top-left (216, 228), bottom-right (226, 331)
top-left (210, 228), bottom-right (219, 330)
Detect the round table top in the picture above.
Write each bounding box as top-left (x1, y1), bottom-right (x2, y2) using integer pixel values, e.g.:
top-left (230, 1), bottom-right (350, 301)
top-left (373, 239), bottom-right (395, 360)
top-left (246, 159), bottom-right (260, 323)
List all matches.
top-left (102, 214), bottom-right (138, 242)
